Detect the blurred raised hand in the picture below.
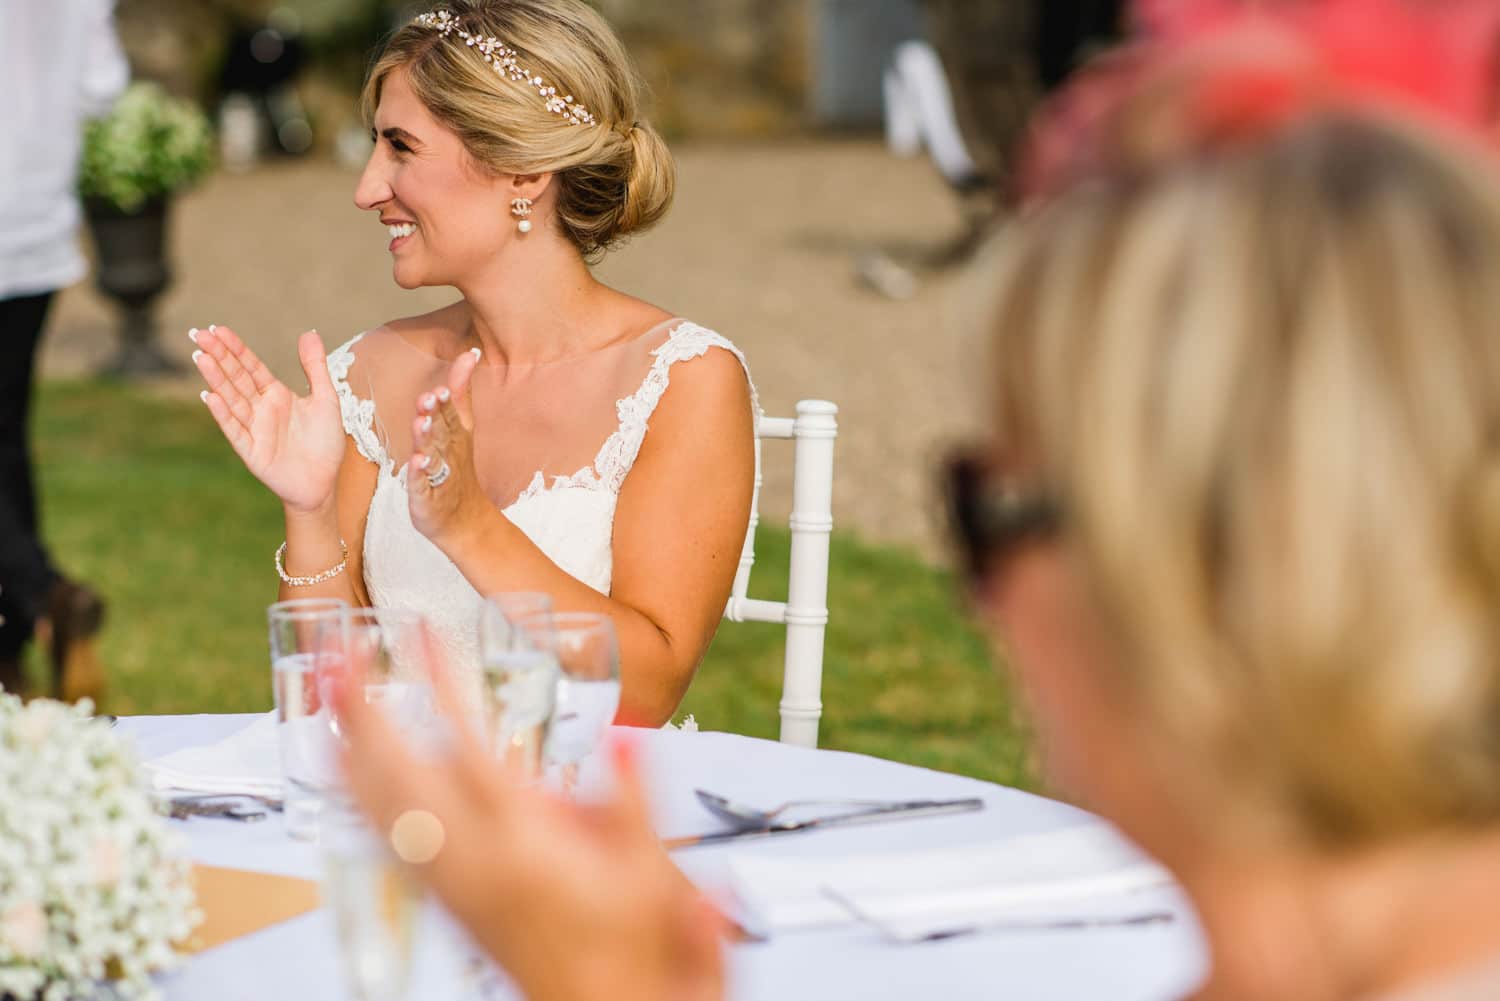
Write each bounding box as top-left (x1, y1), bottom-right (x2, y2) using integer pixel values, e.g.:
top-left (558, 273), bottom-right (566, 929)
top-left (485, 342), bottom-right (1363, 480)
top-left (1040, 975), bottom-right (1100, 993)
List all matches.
top-left (193, 326), bottom-right (346, 514)
top-left (332, 630), bottom-right (726, 1001)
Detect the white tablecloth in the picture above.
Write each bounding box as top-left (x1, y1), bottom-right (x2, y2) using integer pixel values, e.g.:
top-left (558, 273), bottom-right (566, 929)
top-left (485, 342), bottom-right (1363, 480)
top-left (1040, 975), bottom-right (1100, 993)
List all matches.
top-left (123, 714), bottom-right (1206, 1001)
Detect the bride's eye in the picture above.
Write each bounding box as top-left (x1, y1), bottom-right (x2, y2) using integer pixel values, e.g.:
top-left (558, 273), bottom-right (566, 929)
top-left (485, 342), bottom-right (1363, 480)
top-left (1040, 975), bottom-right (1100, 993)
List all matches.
top-left (371, 129), bottom-right (412, 155)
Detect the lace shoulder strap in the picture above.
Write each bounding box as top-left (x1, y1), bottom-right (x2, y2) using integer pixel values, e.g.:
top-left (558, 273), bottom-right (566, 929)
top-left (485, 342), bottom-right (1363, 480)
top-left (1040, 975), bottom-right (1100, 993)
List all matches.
top-left (326, 333), bottom-right (390, 469)
top-left (594, 321), bottom-right (761, 493)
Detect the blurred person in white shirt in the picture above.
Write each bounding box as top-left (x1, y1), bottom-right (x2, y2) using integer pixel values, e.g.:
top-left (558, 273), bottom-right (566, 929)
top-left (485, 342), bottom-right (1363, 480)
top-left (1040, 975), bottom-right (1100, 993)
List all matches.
top-left (0, 1), bottom-right (128, 697)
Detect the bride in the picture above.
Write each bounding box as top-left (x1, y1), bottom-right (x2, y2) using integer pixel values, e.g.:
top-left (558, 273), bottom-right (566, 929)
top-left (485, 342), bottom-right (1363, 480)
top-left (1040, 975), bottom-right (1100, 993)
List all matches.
top-left (191, 0), bottom-right (757, 727)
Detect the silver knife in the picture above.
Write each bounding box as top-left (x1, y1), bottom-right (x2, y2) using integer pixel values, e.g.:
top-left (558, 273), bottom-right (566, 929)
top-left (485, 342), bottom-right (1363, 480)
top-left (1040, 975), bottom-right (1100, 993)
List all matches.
top-left (664, 797), bottom-right (985, 850)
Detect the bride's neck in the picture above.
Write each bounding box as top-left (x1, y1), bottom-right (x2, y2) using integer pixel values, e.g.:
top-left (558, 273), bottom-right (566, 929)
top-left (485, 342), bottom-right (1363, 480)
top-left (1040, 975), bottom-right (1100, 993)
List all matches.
top-left (457, 239), bottom-right (604, 366)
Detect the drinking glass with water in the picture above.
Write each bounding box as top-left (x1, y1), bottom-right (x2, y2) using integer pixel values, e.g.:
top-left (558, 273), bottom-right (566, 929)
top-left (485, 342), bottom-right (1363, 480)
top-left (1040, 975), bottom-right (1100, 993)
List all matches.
top-left (268, 598), bottom-right (348, 840)
top-left (343, 608), bottom-right (439, 746)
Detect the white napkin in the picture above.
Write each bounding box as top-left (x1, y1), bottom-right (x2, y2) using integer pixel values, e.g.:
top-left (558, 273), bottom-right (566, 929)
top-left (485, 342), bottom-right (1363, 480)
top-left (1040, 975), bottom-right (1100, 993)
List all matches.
top-left (727, 823), bottom-right (1175, 941)
top-left (144, 711), bottom-right (284, 798)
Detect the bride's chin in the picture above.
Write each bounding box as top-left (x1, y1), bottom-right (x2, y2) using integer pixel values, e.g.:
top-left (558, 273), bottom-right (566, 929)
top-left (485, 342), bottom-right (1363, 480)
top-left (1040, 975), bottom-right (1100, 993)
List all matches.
top-left (392, 266), bottom-right (425, 291)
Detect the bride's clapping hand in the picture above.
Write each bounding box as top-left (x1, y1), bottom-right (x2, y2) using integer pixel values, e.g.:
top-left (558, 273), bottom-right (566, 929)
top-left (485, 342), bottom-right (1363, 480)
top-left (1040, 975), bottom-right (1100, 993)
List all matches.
top-left (193, 326), bottom-right (346, 513)
top-left (407, 348), bottom-right (487, 549)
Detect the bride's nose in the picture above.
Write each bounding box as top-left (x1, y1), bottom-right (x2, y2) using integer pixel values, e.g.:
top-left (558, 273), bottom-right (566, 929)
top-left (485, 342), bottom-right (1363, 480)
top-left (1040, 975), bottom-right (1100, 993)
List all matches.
top-left (354, 154), bottom-right (394, 211)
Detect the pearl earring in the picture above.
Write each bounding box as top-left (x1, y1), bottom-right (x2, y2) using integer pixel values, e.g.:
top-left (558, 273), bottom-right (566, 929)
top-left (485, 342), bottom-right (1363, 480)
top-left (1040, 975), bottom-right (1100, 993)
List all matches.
top-left (511, 198), bottom-right (534, 234)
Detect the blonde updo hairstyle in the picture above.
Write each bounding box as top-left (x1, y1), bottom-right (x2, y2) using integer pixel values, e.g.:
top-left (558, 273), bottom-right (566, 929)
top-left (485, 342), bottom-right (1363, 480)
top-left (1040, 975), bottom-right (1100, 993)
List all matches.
top-left (362, 0), bottom-right (674, 259)
top-left (990, 88), bottom-right (1500, 849)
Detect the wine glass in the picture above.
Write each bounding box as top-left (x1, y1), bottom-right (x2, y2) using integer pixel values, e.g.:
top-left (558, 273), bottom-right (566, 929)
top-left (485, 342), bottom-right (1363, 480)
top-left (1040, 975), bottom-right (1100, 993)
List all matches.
top-left (517, 612), bottom-right (621, 792)
top-left (477, 592), bottom-right (557, 776)
top-left (267, 598), bottom-right (348, 840)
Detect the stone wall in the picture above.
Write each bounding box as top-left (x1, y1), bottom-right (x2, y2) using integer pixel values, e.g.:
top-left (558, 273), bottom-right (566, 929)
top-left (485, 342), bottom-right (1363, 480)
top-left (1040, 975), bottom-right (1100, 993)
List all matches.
top-left (111, 0), bottom-right (1041, 144)
top-left (595, 0), bottom-right (811, 137)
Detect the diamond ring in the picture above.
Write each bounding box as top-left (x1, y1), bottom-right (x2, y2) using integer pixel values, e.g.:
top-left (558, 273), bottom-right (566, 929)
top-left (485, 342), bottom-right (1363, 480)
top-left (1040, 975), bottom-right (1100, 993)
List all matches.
top-left (426, 457), bottom-right (452, 488)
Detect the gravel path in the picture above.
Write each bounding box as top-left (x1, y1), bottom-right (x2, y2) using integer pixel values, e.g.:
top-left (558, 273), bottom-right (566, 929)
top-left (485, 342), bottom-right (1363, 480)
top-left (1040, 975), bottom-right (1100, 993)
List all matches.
top-left (42, 141), bottom-right (993, 562)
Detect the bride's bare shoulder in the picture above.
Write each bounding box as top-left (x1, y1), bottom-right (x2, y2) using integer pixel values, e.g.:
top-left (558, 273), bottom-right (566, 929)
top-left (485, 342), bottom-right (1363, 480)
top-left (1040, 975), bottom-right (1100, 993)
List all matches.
top-left (373, 301), bottom-right (471, 356)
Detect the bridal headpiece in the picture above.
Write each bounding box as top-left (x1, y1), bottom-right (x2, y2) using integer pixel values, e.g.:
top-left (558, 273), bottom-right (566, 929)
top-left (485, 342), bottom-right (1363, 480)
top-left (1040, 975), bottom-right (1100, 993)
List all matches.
top-left (413, 8), bottom-right (597, 126)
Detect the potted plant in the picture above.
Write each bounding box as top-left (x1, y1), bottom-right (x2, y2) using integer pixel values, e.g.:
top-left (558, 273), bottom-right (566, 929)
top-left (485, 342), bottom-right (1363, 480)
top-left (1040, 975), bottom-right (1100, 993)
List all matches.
top-left (78, 82), bottom-right (215, 376)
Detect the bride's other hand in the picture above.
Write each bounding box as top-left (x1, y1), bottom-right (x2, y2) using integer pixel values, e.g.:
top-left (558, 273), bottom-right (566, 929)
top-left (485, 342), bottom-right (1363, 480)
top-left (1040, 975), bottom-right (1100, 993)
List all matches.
top-left (193, 326), bottom-right (345, 514)
top-left (407, 348), bottom-right (486, 549)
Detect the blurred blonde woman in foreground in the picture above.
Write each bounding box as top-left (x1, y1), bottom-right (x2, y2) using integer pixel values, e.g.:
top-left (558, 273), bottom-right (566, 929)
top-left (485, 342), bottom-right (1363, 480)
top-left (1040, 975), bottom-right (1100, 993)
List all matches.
top-left (337, 2), bottom-right (1500, 999)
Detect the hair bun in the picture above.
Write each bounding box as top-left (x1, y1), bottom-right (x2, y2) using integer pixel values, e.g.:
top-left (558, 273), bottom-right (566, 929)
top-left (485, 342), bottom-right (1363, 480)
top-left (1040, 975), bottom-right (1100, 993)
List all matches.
top-left (618, 121), bottom-right (675, 238)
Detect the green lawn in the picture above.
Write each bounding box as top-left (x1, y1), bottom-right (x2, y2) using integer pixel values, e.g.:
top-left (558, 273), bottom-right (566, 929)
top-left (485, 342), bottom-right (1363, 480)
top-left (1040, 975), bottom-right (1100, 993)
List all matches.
top-left (29, 380), bottom-right (1034, 789)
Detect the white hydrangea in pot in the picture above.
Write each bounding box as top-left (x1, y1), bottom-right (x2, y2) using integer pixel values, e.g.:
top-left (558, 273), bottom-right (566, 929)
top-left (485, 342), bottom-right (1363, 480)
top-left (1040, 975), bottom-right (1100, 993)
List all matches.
top-left (0, 694), bottom-right (199, 1001)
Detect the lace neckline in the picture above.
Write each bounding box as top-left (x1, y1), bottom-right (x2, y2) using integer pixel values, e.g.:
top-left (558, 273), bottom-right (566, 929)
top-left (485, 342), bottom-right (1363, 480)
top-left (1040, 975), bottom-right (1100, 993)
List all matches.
top-left (376, 314), bottom-right (684, 370)
top-left (362, 319), bottom-right (742, 510)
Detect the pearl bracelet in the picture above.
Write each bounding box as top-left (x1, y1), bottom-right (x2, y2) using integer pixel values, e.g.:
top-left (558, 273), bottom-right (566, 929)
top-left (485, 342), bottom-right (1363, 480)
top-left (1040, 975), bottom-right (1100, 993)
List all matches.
top-left (275, 539), bottom-right (349, 587)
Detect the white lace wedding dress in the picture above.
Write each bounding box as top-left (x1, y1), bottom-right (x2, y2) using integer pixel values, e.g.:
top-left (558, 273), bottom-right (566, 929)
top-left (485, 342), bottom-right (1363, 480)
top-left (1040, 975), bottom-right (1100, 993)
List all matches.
top-left (326, 319), bottom-right (758, 685)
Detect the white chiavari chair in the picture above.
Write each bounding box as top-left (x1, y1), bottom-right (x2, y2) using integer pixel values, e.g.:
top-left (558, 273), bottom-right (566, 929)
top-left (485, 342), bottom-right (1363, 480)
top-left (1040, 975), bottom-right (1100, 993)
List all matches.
top-left (723, 400), bottom-right (839, 748)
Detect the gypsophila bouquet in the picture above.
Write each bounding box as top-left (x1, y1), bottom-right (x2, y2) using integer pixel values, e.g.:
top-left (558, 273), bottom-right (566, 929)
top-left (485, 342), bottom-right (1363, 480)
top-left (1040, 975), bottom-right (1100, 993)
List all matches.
top-left (78, 82), bottom-right (215, 214)
top-left (0, 695), bottom-right (199, 1001)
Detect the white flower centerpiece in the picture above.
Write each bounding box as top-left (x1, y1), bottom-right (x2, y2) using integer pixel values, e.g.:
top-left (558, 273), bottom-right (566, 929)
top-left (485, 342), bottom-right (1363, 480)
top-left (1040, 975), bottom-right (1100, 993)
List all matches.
top-left (0, 695), bottom-right (199, 1001)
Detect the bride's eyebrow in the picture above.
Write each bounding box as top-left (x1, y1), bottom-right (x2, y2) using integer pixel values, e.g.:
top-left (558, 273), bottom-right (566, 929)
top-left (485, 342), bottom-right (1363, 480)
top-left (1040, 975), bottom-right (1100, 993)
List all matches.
top-left (374, 126), bottom-right (425, 149)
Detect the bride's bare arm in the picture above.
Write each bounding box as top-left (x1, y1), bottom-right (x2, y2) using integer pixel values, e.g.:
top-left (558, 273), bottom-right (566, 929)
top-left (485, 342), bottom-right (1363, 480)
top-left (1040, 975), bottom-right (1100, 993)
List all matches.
top-left (415, 348), bottom-right (755, 726)
top-left (277, 437), bottom-right (376, 607)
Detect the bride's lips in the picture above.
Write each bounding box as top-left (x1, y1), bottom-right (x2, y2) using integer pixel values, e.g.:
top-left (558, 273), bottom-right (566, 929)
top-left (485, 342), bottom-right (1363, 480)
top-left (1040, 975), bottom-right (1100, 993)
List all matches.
top-left (383, 220), bottom-right (418, 252)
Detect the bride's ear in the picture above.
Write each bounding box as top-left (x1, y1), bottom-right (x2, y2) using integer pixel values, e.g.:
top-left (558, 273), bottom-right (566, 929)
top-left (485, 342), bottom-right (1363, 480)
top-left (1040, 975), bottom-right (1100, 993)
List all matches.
top-left (508, 172), bottom-right (555, 206)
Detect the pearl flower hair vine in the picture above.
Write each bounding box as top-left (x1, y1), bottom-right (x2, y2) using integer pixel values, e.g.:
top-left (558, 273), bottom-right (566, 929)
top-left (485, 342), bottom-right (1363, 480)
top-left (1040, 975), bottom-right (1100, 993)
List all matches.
top-left (414, 8), bottom-right (598, 126)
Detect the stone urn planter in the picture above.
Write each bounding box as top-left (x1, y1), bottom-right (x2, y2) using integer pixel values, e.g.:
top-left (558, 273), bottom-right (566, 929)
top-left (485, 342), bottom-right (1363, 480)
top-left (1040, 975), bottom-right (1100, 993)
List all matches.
top-left (84, 194), bottom-right (177, 376)
top-left (77, 81), bottom-right (214, 378)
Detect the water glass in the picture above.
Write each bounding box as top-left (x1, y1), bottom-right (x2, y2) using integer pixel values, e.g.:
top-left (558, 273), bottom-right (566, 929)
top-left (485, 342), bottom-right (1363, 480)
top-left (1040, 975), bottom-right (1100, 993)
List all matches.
top-left (477, 593), bottom-right (557, 775)
top-left (268, 598), bottom-right (348, 840)
top-left (342, 608), bottom-right (439, 750)
top-left (518, 612), bottom-right (621, 788)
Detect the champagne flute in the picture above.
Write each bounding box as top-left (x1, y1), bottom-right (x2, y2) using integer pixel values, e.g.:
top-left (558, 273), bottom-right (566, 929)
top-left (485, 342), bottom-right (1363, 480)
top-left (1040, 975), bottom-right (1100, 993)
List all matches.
top-left (267, 598), bottom-right (348, 840)
top-left (321, 610), bottom-right (439, 1001)
top-left (321, 805), bottom-right (422, 1001)
top-left (477, 592), bottom-right (557, 775)
top-left (518, 612), bottom-right (621, 792)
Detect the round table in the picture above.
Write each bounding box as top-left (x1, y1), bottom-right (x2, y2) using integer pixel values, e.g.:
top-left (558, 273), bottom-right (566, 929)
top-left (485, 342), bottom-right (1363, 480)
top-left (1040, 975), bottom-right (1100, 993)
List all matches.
top-left (124, 714), bottom-right (1206, 1001)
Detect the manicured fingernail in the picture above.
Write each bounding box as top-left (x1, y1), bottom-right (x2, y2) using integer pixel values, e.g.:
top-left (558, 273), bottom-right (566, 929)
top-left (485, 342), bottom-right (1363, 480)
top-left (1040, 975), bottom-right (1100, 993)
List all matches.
top-left (437, 387), bottom-right (451, 403)
top-left (421, 394), bottom-right (436, 411)
top-left (192, 350), bottom-right (204, 364)
top-left (416, 454), bottom-right (431, 470)
top-left (420, 416), bottom-right (433, 433)
top-left (199, 390), bottom-right (210, 404)
top-left (188, 328), bottom-right (199, 343)
top-left (469, 347), bottom-right (481, 360)
top-left (208, 324), bottom-right (217, 333)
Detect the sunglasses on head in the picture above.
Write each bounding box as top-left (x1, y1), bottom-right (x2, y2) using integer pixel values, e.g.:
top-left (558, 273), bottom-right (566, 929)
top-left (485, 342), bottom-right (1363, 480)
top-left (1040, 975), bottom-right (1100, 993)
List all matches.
top-left (942, 451), bottom-right (1063, 584)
